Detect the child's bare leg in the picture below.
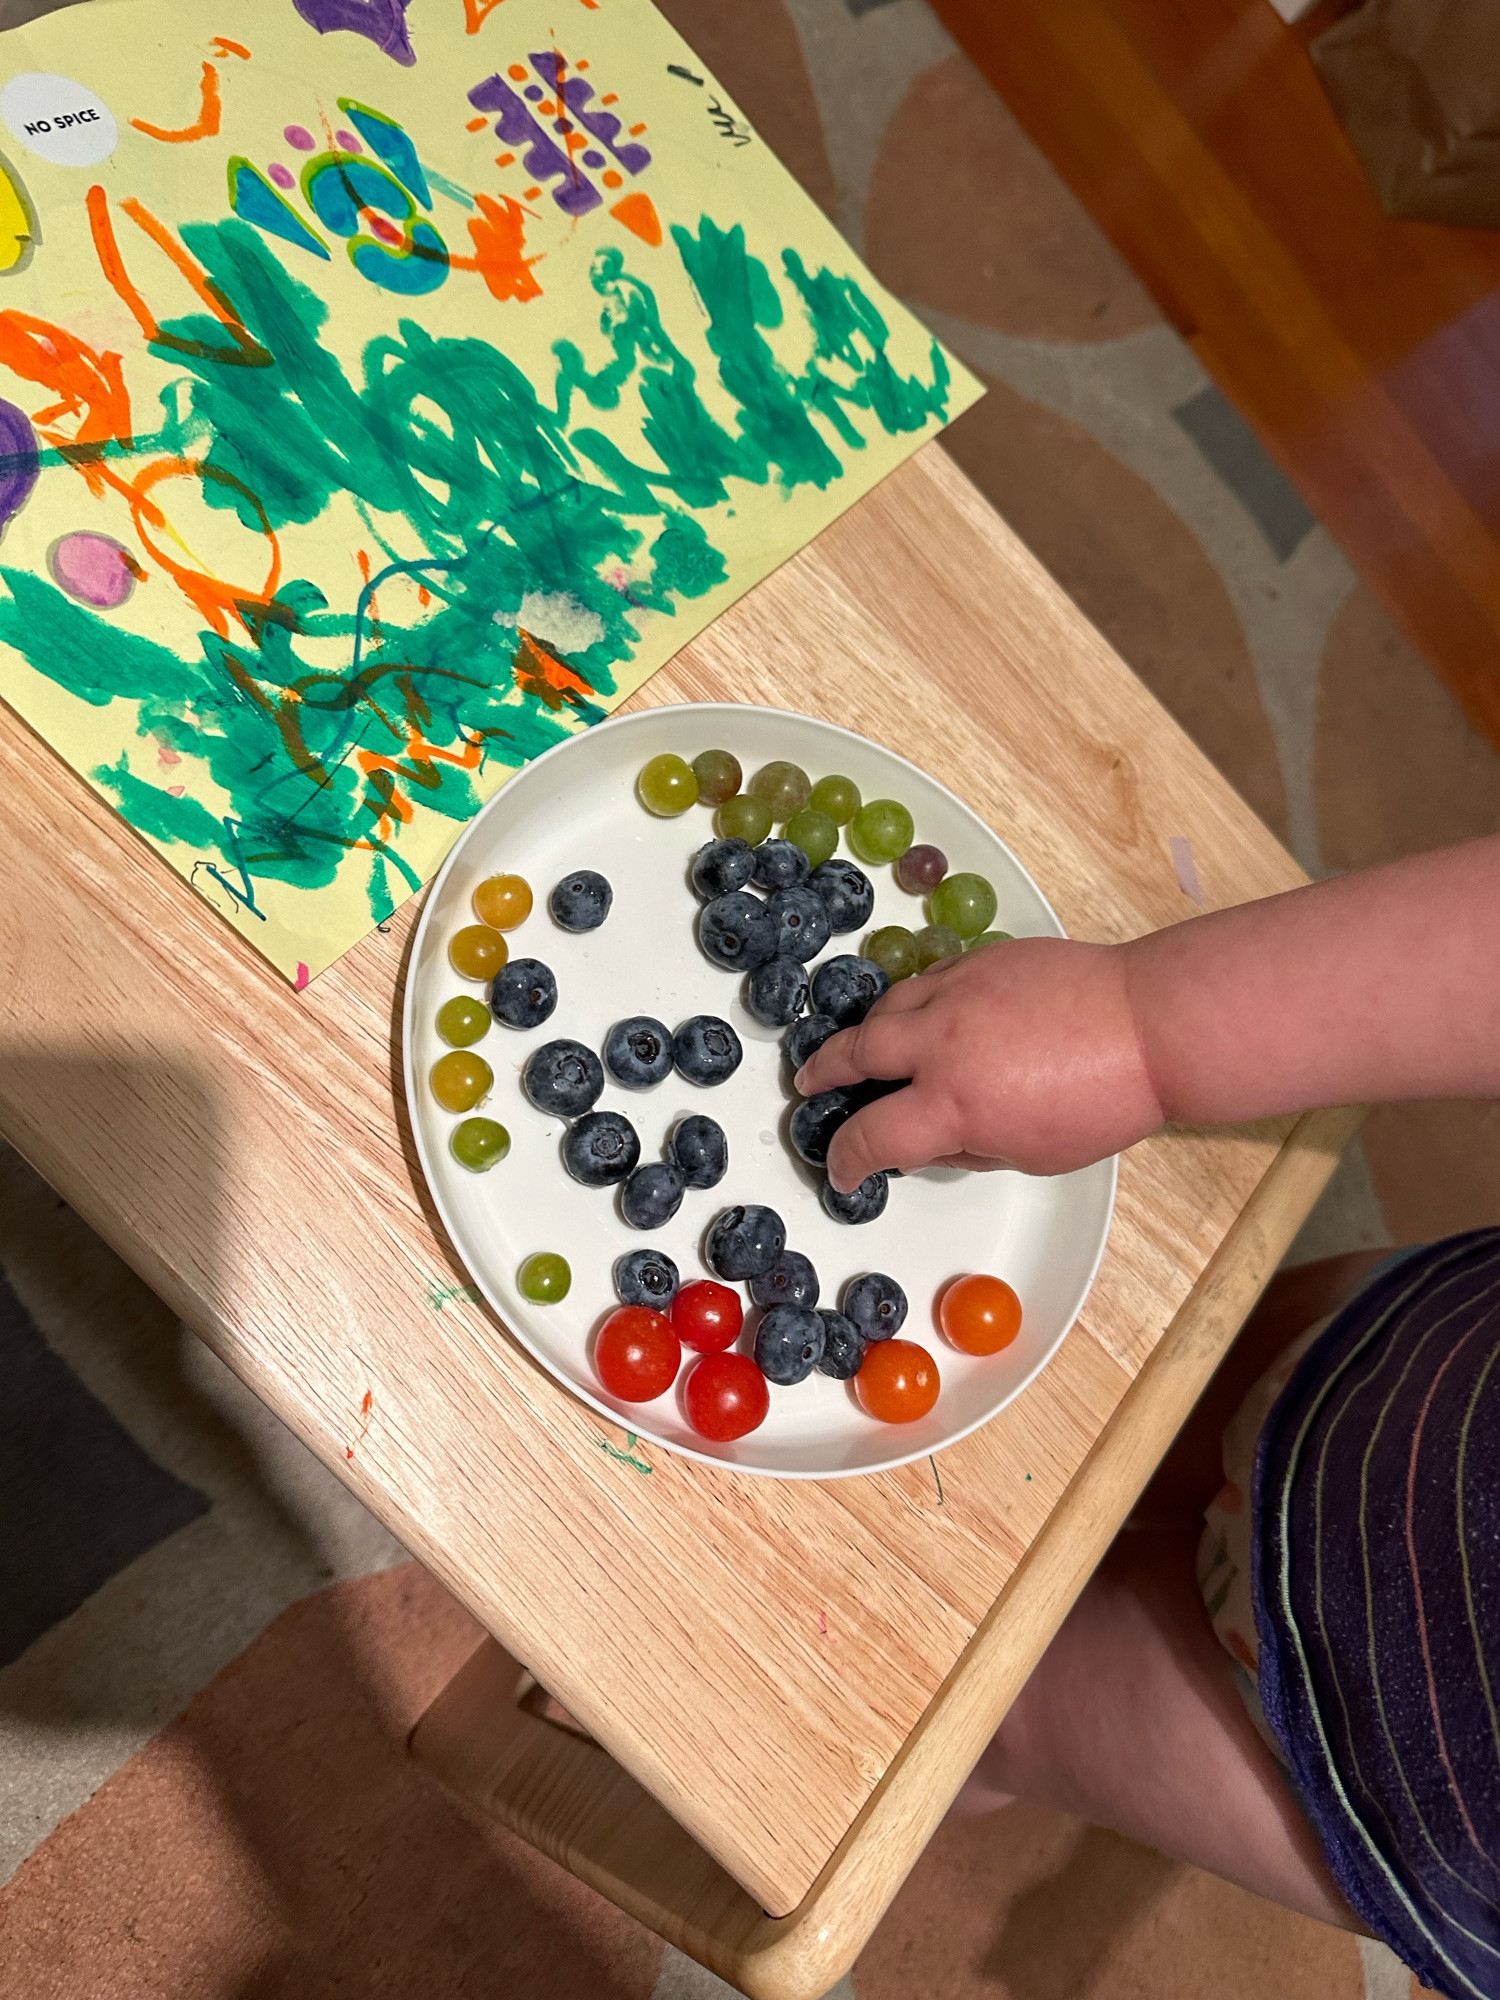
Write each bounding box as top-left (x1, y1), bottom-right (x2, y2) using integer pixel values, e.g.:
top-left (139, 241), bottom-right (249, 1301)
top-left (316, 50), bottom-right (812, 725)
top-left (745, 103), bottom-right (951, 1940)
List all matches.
top-left (957, 1254), bottom-right (1393, 1929)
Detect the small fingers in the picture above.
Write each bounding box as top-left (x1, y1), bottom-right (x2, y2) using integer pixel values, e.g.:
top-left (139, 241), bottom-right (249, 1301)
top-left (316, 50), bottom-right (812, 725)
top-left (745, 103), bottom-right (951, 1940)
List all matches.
top-left (796, 1009), bottom-right (924, 1095)
top-left (826, 1086), bottom-right (961, 1192)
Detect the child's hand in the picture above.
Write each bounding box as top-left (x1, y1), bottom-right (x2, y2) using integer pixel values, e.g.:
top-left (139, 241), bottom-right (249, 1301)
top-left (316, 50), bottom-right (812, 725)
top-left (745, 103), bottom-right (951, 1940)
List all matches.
top-left (795, 938), bottom-right (1165, 1190)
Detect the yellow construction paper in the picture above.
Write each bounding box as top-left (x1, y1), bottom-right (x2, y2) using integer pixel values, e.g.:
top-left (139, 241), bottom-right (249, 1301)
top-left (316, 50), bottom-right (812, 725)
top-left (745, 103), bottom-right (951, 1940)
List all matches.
top-left (0, 0), bottom-right (980, 980)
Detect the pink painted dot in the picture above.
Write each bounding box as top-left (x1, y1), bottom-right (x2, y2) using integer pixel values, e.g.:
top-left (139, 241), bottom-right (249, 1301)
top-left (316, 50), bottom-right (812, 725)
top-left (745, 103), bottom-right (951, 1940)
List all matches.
top-left (48, 532), bottom-right (138, 610)
top-left (284, 125), bottom-right (315, 152)
top-left (295, 962), bottom-right (311, 992)
top-left (268, 162), bottom-right (295, 190)
top-left (167, 785), bottom-right (186, 798)
top-left (336, 130), bottom-right (362, 153)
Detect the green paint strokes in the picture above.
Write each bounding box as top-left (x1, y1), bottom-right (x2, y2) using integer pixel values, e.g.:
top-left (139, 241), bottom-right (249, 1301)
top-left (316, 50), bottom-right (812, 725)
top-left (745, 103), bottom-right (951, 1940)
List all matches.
top-left (0, 212), bottom-right (951, 929)
top-left (593, 1429), bottom-right (652, 1476)
top-left (427, 1279), bottom-right (481, 1311)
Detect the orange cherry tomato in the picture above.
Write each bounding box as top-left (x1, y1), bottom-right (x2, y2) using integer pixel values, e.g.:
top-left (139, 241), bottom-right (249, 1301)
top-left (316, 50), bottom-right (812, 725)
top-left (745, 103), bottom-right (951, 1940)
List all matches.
top-left (939, 1274), bottom-right (1023, 1356)
top-left (855, 1338), bottom-right (940, 1424)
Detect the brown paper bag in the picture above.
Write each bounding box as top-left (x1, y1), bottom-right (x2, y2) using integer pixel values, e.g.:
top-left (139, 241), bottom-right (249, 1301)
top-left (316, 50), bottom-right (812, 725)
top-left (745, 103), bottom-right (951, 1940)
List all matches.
top-left (1313, 0), bottom-right (1500, 226)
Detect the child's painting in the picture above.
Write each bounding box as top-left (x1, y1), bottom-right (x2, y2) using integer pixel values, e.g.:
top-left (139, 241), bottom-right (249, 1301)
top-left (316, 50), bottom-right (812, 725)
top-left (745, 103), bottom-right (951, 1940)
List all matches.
top-left (0, 0), bottom-right (980, 980)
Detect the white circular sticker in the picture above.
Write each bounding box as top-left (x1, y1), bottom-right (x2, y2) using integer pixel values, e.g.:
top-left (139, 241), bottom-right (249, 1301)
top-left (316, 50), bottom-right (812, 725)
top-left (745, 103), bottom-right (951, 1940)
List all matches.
top-left (0, 71), bottom-right (117, 167)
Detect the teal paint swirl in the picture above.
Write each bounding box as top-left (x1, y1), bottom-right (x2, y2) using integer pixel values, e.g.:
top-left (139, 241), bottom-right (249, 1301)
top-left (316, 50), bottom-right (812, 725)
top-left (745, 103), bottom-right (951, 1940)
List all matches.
top-left (0, 214), bottom-right (951, 926)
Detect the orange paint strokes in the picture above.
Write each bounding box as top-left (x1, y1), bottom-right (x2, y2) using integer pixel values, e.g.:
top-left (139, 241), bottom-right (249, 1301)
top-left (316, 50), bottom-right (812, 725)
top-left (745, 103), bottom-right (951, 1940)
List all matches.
top-left (128, 457), bottom-right (283, 638)
top-left (507, 62), bottom-right (528, 79)
top-left (450, 192), bottom-right (543, 302)
top-left (629, 122), bottom-right (647, 136)
top-left (494, 150), bottom-right (515, 166)
top-left (601, 92), bottom-right (618, 105)
top-left (131, 61), bottom-right (223, 144)
top-left (523, 184), bottom-right (541, 201)
top-left (211, 36), bottom-right (252, 59)
top-left (512, 629), bottom-right (593, 711)
top-left (466, 115), bottom-right (489, 132)
top-left (358, 722), bottom-right (486, 842)
top-left (602, 169), bottom-right (622, 190)
top-left (0, 312), bottom-right (133, 498)
top-left (87, 185), bottom-right (271, 370)
top-left (464, 0), bottom-right (507, 28)
top-left (610, 191), bottom-right (661, 247)
top-left (565, 131), bottom-right (587, 153)
top-left (346, 1388), bottom-right (374, 1461)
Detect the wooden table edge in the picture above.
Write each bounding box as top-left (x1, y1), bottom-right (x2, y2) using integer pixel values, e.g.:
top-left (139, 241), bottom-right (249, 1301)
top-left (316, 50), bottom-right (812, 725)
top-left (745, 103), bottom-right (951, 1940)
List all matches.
top-left (411, 1101), bottom-right (1364, 1998)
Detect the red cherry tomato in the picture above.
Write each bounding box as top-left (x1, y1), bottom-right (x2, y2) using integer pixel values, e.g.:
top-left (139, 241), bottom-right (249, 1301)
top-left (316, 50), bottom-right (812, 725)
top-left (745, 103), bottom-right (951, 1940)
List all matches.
top-left (684, 1352), bottom-right (769, 1441)
top-left (670, 1279), bottom-right (743, 1354)
top-left (594, 1306), bottom-right (681, 1402)
top-left (939, 1274), bottom-right (1022, 1356)
top-left (855, 1339), bottom-right (940, 1423)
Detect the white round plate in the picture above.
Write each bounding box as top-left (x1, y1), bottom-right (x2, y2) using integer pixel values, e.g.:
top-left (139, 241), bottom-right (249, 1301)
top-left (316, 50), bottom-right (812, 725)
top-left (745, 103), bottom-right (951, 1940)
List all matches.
top-left (403, 703), bottom-right (1116, 1478)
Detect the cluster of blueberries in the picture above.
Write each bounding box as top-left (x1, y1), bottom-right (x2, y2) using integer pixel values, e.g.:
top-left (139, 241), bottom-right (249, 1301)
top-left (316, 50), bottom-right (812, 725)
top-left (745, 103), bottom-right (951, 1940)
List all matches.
top-left (618, 1221), bottom-right (908, 1386)
top-left (693, 835), bottom-right (904, 1226)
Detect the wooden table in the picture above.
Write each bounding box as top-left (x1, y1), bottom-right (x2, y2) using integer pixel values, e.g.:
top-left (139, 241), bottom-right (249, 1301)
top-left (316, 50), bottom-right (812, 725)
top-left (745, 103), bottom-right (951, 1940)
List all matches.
top-left (0, 442), bottom-right (1356, 1998)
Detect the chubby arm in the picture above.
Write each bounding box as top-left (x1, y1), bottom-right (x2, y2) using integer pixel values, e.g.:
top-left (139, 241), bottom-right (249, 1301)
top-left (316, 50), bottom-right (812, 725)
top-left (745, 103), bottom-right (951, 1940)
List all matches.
top-left (797, 835), bottom-right (1500, 1192)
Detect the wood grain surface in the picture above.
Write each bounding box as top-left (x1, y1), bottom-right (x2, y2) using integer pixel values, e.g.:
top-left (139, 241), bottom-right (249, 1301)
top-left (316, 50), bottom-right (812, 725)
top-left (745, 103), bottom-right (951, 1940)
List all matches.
top-left (412, 1105), bottom-right (1360, 2000)
top-left (0, 442), bottom-right (1320, 1917)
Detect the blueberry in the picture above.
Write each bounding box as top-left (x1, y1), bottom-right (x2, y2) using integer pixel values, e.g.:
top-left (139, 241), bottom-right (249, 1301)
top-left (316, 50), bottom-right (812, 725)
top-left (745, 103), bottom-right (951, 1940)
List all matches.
top-left (784, 1013), bottom-right (840, 1071)
top-left (615, 1247), bottom-right (679, 1308)
top-left (817, 1308), bottom-right (867, 1380)
top-left (562, 1109), bottom-right (640, 1186)
top-left (670, 1114), bottom-right (728, 1190)
top-left (621, 1161), bottom-right (685, 1229)
top-left (706, 1203), bottom-right (786, 1281)
top-left (750, 1250), bottom-right (820, 1310)
top-left (489, 957), bottom-right (558, 1030)
top-left (523, 1038), bottom-right (604, 1117)
top-left (745, 955), bottom-right (809, 1028)
top-left (699, 890), bottom-right (777, 970)
top-left (692, 838), bottom-right (755, 900)
top-left (810, 858), bottom-right (874, 934)
top-left (549, 869), bottom-right (613, 932)
top-left (752, 838), bottom-right (811, 893)
top-left (821, 1172), bottom-right (889, 1224)
top-left (789, 1088), bottom-right (854, 1167)
top-left (754, 1304), bottom-right (825, 1385)
top-left (604, 1015), bottom-right (674, 1089)
top-left (766, 886), bottom-right (831, 964)
top-left (810, 954), bottom-right (889, 1029)
top-left (843, 1272), bottom-right (907, 1340)
top-left (674, 1014), bottom-right (743, 1087)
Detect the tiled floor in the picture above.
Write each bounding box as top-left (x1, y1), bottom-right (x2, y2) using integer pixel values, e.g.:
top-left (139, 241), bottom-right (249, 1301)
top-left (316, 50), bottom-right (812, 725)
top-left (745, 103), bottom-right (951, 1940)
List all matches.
top-left (0, 0), bottom-right (1484, 1993)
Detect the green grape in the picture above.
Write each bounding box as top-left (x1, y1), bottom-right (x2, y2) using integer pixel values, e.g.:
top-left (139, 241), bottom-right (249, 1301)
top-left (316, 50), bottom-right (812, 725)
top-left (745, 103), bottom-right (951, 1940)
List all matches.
top-left (692, 748), bottom-right (742, 806)
top-left (915, 923), bottom-right (964, 969)
top-left (437, 995), bottom-right (491, 1048)
top-left (808, 774), bottom-right (861, 826)
top-left (637, 753), bottom-right (699, 817)
top-left (865, 925), bottom-right (919, 982)
top-left (747, 760), bottom-right (812, 823)
top-left (848, 798), bottom-right (915, 866)
top-left (431, 1049), bottom-right (493, 1112)
top-left (930, 871), bottom-right (998, 940)
top-left (715, 792), bottom-right (773, 844)
top-left (967, 929), bottom-right (1014, 951)
top-left (450, 1117), bottom-right (511, 1171)
top-left (518, 1251), bottom-right (572, 1303)
top-left (784, 807), bottom-right (839, 869)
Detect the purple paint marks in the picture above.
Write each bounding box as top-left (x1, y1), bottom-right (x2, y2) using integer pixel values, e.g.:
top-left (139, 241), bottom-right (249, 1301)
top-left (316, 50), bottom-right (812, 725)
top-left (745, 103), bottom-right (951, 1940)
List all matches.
top-left (1169, 835), bottom-right (1205, 907)
top-left (530, 51), bottom-right (652, 176)
top-left (468, 73), bottom-right (601, 216)
top-left (291, 0), bottom-right (416, 67)
top-left (553, 118), bottom-right (572, 134)
top-left (582, 149), bottom-right (605, 169)
top-left (48, 532), bottom-right (138, 610)
top-left (268, 162), bottom-right (296, 190)
top-left (0, 399), bottom-right (38, 538)
top-left (284, 125), bottom-right (316, 152)
top-left (335, 129), bottom-right (363, 153)
top-left (524, 84), bottom-right (543, 102)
